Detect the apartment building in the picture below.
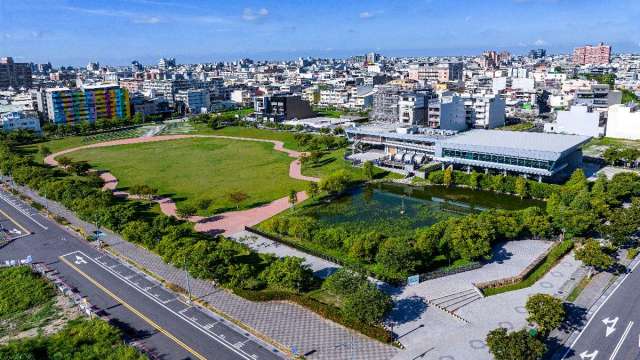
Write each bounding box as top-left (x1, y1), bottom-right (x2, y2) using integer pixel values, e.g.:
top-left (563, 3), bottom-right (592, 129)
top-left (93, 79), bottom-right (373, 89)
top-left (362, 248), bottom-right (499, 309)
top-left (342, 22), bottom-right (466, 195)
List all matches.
top-left (254, 94), bottom-right (314, 122)
top-left (461, 93), bottom-right (506, 129)
top-left (427, 93), bottom-right (468, 131)
top-left (573, 43), bottom-right (611, 65)
top-left (45, 85), bottom-right (131, 124)
top-left (606, 104), bottom-right (640, 140)
top-left (175, 89), bottom-right (210, 114)
top-left (398, 93), bottom-right (427, 126)
top-left (0, 57), bottom-right (33, 89)
top-left (0, 111), bottom-right (41, 133)
top-left (544, 105), bottom-right (605, 137)
top-left (574, 84), bottom-right (621, 109)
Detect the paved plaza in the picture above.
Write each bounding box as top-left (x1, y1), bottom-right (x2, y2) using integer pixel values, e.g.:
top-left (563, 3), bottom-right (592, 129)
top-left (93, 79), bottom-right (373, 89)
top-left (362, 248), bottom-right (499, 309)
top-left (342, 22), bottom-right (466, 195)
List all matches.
top-left (391, 247), bottom-right (581, 360)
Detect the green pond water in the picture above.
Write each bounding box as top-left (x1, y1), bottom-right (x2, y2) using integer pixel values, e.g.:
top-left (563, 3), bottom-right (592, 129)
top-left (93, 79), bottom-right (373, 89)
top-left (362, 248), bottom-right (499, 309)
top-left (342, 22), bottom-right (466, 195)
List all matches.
top-left (299, 183), bottom-right (545, 237)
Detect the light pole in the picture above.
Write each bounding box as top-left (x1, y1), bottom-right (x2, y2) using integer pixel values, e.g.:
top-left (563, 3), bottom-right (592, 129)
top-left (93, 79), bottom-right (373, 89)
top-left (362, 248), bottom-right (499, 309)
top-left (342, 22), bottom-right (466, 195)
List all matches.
top-left (184, 256), bottom-right (192, 304)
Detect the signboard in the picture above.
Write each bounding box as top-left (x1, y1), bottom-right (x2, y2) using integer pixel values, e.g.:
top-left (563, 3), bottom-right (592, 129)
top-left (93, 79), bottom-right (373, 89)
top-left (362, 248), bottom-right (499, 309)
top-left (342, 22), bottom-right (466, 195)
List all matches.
top-left (407, 275), bottom-right (420, 286)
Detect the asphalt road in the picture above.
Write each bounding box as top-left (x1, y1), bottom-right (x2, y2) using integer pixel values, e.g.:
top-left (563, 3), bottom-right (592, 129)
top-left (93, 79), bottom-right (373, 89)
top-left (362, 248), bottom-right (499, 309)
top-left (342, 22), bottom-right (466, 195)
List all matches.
top-left (561, 258), bottom-right (640, 360)
top-left (0, 188), bottom-right (282, 360)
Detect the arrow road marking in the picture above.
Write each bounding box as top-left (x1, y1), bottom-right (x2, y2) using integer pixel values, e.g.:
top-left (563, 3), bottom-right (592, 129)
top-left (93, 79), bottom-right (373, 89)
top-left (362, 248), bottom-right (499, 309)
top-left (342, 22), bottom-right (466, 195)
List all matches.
top-left (609, 321), bottom-right (634, 360)
top-left (74, 255), bottom-right (87, 265)
top-left (580, 350), bottom-right (598, 360)
top-left (602, 317), bottom-right (619, 337)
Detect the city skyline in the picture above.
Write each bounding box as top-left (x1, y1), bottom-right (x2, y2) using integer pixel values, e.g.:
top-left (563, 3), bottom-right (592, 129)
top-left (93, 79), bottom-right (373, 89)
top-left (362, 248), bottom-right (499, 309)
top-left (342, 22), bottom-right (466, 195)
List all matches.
top-left (2, 0), bottom-right (640, 66)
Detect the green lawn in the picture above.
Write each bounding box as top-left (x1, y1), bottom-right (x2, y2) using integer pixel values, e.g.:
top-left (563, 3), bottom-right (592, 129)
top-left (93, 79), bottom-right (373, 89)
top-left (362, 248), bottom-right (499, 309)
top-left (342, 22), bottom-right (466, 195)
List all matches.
top-left (65, 137), bottom-right (308, 215)
top-left (192, 124), bottom-right (302, 150)
top-left (302, 149), bottom-right (405, 180)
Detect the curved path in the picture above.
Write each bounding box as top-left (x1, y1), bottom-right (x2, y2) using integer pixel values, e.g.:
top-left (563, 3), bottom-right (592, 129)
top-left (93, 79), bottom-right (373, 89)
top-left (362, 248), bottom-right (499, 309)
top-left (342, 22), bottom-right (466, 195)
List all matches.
top-left (44, 134), bottom-right (319, 235)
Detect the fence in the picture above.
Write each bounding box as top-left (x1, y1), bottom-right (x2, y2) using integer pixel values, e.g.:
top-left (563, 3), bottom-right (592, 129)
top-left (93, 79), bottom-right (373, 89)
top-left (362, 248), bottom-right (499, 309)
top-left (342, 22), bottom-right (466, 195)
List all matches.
top-left (418, 261), bottom-right (483, 282)
top-left (243, 226), bottom-right (403, 285)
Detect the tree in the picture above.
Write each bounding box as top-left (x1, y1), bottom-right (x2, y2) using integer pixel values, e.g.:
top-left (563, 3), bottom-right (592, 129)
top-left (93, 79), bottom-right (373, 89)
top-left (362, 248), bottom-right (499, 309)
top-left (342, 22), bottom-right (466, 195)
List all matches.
top-left (362, 161), bottom-right (375, 181)
top-left (132, 112), bottom-right (144, 124)
top-left (56, 156), bottom-right (72, 168)
top-left (176, 204), bottom-right (197, 219)
top-left (288, 189), bottom-right (298, 207)
top-left (319, 170), bottom-right (351, 195)
top-left (575, 239), bottom-right (614, 275)
top-left (526, 293), bottom-right (565, 335)
top-left (323, 268), bottom-right (368, 295)
top-left (227, 191), bottom-right (250, 209)
top-left (68, 161), bottom-right (91, 175)
top-left (486, 328), bottom-right (546, 360)
top-left (515, 177), bottom-right (528, 199)
top-left (260, 256), bottom-right (313, 292)
top-left (309, 151), bottom-right (323, 164)
top-left (38, 145), bottom-right (51, 162)
top-left (443, 165), bottom-right (453, 187)
top-left (376, 237), bottom-right (420, 276)
top-left (307, 182), bottom-right (319, 199)
top-left (342, 282), bottom-right (393, 325)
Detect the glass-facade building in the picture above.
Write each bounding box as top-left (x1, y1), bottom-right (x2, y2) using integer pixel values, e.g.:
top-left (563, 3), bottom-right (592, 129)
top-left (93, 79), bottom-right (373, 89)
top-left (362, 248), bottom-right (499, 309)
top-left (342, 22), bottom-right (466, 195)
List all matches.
top-left (46, 85), bottom-right (131, 124)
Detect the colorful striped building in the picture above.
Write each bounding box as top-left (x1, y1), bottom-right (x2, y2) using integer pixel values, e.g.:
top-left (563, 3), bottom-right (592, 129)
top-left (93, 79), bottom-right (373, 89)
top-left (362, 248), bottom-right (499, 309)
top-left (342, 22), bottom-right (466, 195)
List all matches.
top-left (45, 85), bottom-right (131, 124)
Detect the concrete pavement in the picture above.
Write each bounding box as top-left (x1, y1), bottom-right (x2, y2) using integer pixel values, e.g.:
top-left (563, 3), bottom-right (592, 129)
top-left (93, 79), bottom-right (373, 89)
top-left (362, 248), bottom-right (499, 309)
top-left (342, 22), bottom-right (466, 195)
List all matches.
top-left (0, 188), bottom-right (282, 360)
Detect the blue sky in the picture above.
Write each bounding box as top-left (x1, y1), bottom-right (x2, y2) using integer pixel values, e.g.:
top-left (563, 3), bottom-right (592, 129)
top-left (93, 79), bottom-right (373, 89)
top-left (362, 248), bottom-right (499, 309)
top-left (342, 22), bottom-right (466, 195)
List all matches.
top-left (1, 0), bottom-right (639, 66)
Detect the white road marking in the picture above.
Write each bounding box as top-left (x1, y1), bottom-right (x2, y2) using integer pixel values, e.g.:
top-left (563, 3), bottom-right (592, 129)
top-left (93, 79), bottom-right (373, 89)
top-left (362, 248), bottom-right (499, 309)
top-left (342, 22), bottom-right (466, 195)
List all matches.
top-left (0, 192), bottom-right (48, 229)
top-left (609, 321), bottom-right (634, 360)
top-left (580, 350), bottom-right (598, 360)
top-left (562, 259), bottom-right (640, 359)
top-left (62, 251), bottom-right (262, 360)
top-left (74, 255), bottom-right (87, 265)
top-left (602, 317), bottom-right (619, 337)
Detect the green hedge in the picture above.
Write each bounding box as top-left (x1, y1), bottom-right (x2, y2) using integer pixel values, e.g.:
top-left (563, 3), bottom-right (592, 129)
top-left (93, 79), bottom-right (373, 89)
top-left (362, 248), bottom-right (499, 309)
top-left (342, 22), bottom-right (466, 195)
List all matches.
top-left (482, 240), bottom-right (574, 296)
top-left (233, 288), bottom-right (394, 344)
top-left (426, 170), bottom-right (561, 200)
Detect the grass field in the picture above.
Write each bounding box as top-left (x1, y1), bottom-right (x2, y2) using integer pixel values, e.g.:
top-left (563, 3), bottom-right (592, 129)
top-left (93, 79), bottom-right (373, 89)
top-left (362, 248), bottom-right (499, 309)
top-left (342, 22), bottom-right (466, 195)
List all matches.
top-left (65, 137), bottom-right (308, 215)
top-left (583, 137), bottom-right (640, 157)
top-left (302, 149), bottom-right (403, 180)
top-left (191, 124), bottom-right (303, 150)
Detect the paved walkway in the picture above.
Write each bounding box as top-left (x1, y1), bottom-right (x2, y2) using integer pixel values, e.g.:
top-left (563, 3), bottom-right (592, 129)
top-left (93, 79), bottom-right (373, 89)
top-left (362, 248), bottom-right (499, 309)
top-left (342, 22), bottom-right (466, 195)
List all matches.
top-left (45, 134), bottom-right (320, 235)
top-left (10, 183), bottom-right (398, 360)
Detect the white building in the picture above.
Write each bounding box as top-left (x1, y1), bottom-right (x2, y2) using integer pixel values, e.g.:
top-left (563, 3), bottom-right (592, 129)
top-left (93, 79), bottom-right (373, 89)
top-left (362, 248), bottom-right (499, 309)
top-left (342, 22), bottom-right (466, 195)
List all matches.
top-left (606, 104), bottom-right (640, 140)
top-left (462, 93), bottom-right (506, 129)
top-left (427, 93), bottom-right (467, 131)
top-left (230, 89), bottom-right (252, 107)
top-left (175, 89), bottom-right (210, 114)
top-left (398, 93), bottom-right (427, 126)
top-left (0, 111), bottom-right (41, 133)
top-left (544, 105), bottom-right (604, 137)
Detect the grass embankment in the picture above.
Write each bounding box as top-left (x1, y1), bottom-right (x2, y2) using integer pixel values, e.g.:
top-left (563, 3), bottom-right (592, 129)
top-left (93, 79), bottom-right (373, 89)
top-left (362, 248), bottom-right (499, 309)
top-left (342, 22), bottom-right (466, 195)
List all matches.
top-left (65, 137), bottom-right (307, 215)
top-left (566, 275), bottom-right (591, 302)
top-left (302, 148), bottom-right (403, 180)
top-left (482, 240), bottom-right (574, 296)
top-left (191, 124), bottom-right (302, 150)
top-left (0, 266), bottom-right (58, 339)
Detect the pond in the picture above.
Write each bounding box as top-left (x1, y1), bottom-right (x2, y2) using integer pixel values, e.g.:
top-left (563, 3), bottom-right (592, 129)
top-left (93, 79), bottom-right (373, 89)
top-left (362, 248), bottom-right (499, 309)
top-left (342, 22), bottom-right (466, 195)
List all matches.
top-left (298, 182), bottom-right (545, 238)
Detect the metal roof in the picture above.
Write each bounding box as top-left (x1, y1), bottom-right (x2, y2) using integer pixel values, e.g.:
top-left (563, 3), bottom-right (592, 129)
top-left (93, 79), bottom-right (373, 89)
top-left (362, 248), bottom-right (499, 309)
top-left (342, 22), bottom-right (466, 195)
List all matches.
top-left (440, 129), bottom-right (591, 155)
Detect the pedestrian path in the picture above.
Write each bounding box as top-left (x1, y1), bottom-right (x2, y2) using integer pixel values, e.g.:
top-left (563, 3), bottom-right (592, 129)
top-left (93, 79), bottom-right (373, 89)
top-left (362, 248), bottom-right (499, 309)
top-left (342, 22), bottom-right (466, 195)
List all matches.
top-left (44, 134), bottom-right (320, 235)
top-left (11, 184), bottom-right (398, 360)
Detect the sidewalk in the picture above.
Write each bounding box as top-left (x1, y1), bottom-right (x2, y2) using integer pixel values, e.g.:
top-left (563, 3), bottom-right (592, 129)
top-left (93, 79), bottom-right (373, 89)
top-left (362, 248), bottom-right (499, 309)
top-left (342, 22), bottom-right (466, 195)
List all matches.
top-left (11, 184), bottom-right (398, 360)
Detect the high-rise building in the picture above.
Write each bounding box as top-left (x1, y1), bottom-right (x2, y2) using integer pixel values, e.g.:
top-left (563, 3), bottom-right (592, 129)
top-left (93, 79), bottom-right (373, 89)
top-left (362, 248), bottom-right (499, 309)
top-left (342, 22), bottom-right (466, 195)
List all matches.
top-left (529, 49), bottom-right (547, 59)
top-left (158, 57), bottom-right (176, 70)
top-left (45, 85), bottom-right (131, 124)
top-left (366, 52), bottom-right (381, 64)
top-left (175, 89), bottom-right (210, 114)
top-left (572, 43), bottom-right (611, 65)
top-left (0, 57), bottom-right (33, 89)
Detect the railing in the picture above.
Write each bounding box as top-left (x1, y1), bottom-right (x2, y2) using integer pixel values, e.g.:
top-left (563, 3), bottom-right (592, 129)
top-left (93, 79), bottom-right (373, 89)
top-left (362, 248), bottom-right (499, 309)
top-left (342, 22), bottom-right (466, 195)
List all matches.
top-left (418, 262), bottom-right (483, 282)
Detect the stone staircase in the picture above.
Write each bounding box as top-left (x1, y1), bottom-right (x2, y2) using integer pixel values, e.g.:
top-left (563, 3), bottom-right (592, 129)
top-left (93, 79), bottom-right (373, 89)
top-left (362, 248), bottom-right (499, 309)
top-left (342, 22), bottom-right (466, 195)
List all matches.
top-left (426, 288), bottom-right (483, 323)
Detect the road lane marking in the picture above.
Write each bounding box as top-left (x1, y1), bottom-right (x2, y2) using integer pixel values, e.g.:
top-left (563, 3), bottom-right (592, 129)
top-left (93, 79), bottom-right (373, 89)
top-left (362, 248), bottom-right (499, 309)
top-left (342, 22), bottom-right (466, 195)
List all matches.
top-left (580, 350), bottom-right (598, 360)
top-left (59, 255), bottom-right (208, 360)
top-left (0, 192), bottom-right (47, 229)
top-left (562, 259), bottom-right (640, 359)
top-left (65, 251), bottom-right (260, 360)
top-left (603, 317), bottom-right (619, 337)
top-left (609, 321), bottom-right (634, 360)
top-left (0, 207), bottom-right (31, 236)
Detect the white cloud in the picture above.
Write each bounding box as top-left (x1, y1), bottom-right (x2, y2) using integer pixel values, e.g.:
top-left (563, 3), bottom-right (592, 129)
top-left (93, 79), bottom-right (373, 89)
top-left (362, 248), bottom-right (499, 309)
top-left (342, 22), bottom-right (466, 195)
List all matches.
top-left (242, 8), bottom-right (269, 21)
top-left (62, 6), bottom-right (163, 24)
top-left (533, 39), bottom-right (547, 46)
top-left (464, 15), bottom-right (472, 22)
top-left (359, 11), bottom-right (374, 19)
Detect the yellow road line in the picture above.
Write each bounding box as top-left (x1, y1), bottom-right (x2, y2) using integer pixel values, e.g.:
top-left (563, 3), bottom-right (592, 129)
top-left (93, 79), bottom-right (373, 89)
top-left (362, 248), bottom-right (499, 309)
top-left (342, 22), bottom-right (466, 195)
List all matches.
top-left (59, 255), bottom-right (208, 360)
top-left (0, 207), bottom-right (31, 235)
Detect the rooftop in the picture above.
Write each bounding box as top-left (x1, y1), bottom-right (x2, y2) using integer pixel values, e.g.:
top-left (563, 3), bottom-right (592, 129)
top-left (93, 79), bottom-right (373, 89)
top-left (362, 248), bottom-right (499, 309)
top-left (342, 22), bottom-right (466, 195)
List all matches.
top-left (441, 129), bottom-right (591, 153)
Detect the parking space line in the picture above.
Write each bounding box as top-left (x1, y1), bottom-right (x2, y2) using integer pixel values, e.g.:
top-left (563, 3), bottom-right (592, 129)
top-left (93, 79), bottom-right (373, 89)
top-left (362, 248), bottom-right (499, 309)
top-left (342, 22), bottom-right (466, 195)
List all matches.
top-left (0, 192), bottom-right (47, 230)
top-left (68, 251), bottom-right (259, 360)
top-left (0, 207), bottom-right (31, 236)
top-left (59, 255), bottom-right (208, 360)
